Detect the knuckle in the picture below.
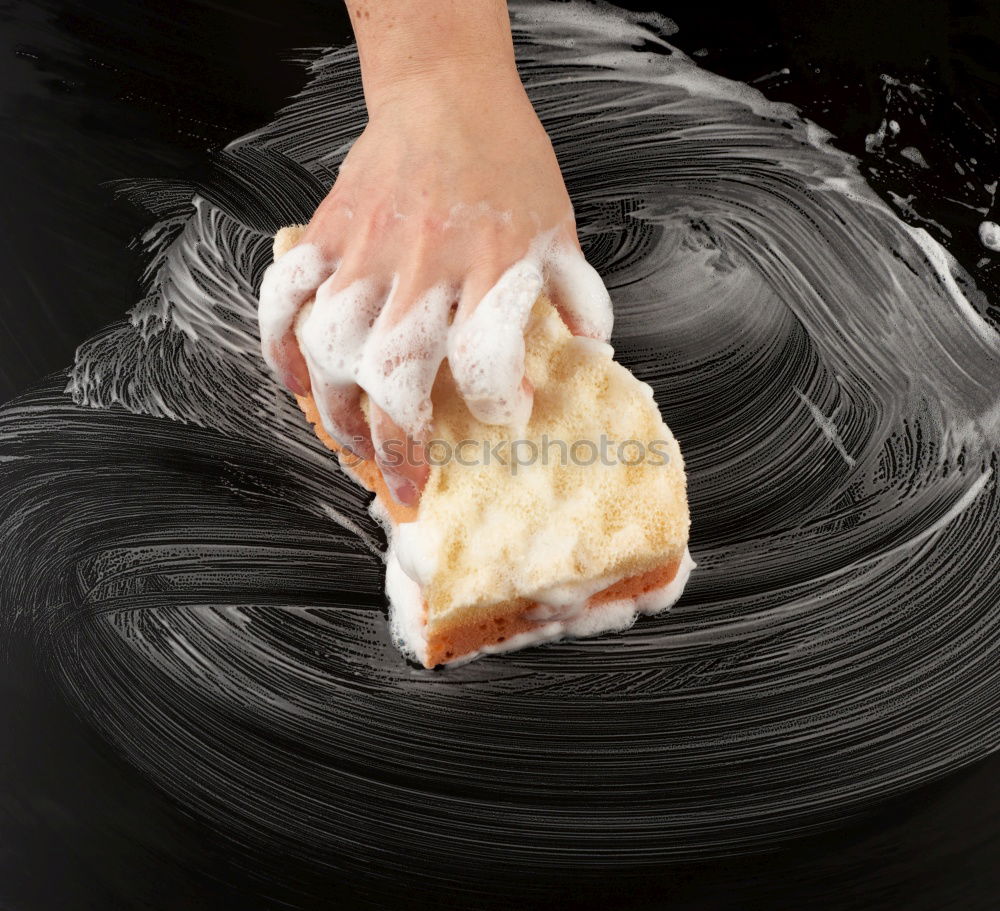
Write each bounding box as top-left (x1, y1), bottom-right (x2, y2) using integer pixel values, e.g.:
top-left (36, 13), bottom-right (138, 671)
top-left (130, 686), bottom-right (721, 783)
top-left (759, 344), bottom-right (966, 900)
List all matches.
top-left (467, 242), bottom-right (529, 286)
top-left (466, 247), bottom-right (506, 281)
top-left (346, 208), bottom-right (387, 252)
top-left (472, 217), bottom-right (508, 247)
top-left (397, 232), bottom-right (437, 274)
top-left (417, 213), bottom-right (444, 236)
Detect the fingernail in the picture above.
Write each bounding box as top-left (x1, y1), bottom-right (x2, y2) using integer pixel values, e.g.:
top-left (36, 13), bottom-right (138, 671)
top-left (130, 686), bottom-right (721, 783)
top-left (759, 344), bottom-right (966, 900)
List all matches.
top-left (284, 373), bottom-right (307, 396)
top-left (340, 449), bottom-right (364, 467)
top-left (344, 435), bottom-right (374, 461)
top-left (388, 475), bottom-right (419, 508)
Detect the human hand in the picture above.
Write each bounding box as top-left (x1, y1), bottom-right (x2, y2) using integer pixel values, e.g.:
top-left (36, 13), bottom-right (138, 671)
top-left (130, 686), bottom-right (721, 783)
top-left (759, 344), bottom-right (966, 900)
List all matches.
top-left (258, 59), bottom-right (612, 507)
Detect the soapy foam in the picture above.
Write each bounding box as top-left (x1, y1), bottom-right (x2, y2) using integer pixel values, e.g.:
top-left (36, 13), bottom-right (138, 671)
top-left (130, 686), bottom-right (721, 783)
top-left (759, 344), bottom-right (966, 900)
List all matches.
top-left (979, 220), bottom-right (1000, 252)
top-left (447, 259), bottom-right (542, 425)
top-left (302, 274), bottom-right (453, 437)
top-left (544, 244), bottom-right (616, 340)
top-left (264, 224), bottom-right (613, 440)
top-left (257, 241), bottom-right (333, 380)
top-left (385, 541), bottom-right (428, 662)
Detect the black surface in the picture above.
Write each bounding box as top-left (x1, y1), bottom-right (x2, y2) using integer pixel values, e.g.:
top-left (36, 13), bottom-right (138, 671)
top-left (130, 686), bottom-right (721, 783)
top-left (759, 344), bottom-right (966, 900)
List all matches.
top-left (1, 1), bottom-right (998, 908)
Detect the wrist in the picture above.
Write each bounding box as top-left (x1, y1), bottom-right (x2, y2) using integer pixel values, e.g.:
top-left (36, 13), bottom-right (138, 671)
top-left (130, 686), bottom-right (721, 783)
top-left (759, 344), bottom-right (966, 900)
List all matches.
top-left (347, 0), bottom-right (521, 118)
top-left (363, 54), bottom-right (526, 120)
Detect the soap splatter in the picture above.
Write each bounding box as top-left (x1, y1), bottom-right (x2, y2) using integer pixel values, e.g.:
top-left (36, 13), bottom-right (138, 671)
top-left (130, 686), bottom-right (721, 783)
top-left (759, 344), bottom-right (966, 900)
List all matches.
top-left (980, 220), bottom-right (1000, 251)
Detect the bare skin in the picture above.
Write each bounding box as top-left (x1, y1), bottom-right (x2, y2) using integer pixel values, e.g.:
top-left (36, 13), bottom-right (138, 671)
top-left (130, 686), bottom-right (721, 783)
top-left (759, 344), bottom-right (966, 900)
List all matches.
top-left (258, 1), bottom-right (610, 506)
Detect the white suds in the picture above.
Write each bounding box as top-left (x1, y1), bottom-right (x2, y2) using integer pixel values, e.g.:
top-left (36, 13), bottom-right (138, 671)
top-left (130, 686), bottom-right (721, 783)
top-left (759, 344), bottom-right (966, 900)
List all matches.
top-left (978, 220), bottom-right (1000, 252)
top-left (267, 229), bottom-right (614, 436)
top-left (257, 242), bottom-right (332, 379)
top-left (448, 260), bottom-right (542, 425)
top-left (385, 543), bottom-right (429, 665)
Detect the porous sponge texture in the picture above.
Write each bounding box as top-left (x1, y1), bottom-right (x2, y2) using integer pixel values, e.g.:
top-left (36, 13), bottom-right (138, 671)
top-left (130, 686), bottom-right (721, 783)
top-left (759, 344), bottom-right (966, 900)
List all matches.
top-left (418, 300), bottom-right (688, 627)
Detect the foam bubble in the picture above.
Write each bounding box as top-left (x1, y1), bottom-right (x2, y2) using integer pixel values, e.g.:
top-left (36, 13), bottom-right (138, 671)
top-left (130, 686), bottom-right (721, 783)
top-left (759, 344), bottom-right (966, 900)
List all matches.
top-left (978, 220), bottom-right (1000, 252)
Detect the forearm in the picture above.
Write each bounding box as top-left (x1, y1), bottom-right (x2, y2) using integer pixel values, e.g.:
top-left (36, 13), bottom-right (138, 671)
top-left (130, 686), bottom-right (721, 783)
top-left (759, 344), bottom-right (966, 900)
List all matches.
top-left (346, 0), bottom-right (519, 111)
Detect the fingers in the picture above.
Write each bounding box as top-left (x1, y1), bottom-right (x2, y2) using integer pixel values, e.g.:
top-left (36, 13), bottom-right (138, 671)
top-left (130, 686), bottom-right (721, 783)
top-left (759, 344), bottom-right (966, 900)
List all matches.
top-left (296, 269), bottom-right (384, 457)
top-left (265, 216), bottom-right (612, 515)
top-left (369, 405), bottom-right (429, 508)
top-left (258, 242), bottom-right (334, 395)
top-left (300, 355), bottom-right (373, 462)
top-left (544, 244), bottom-right (614, 342)
top-left (448, 260), bottom-right (542, 426)
top-left (298, 260), bottom-right (455, 501)
top-left (355, 269), bottom-right (453, 506)
top-left (356, 272), bottom-right (453, 441)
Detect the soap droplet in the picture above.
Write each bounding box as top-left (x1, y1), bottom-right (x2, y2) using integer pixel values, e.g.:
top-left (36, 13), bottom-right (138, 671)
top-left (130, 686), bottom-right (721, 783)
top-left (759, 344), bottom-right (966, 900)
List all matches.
top-left (978, 220), bottom-right (1000, 252)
